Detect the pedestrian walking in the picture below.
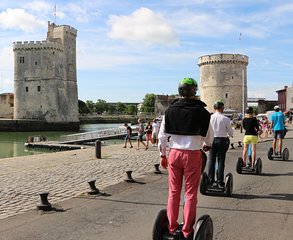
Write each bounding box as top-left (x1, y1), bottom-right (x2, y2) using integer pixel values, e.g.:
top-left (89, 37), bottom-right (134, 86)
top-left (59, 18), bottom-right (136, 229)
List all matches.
top-left (137, 118), bottom-right (148, 150)
top-left (123, 123), bottom-right (133, 148)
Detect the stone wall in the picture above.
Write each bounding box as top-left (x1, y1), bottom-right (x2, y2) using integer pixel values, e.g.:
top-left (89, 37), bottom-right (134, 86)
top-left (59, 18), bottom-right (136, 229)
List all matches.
top-left (0, 119), bottom-right (79, 131)
top-left (0, 93), bottom-right (14, 118)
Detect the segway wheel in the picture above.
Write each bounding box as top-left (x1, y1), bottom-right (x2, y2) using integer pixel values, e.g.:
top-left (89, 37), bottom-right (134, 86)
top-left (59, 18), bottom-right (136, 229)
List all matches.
top-left (267, 147), bottom-right (274, 160)
top-left (255, 158), bottom-right (262, 175)
top-left (201, 150), bottom-right (207, 174)
top-left (282, 148), bottom-right (289, 161)
top-left (194, 214), bottom-right (213, 240)
top-left (200, 172), bottom-right (208, 195)
top-left (152, 209), bottom-right (168, 240)
top-left (236, 157), bottom-right (243, 174)
top-left (224, 173), bottom-right (233, 197)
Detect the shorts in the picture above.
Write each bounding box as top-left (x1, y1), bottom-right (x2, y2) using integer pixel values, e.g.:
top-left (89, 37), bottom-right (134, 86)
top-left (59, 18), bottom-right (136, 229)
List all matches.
top-left (125, 134), bottom-right (131, 140)
top-left (243, 135), bottom-right (258, 144)
top-left (138, 135), bottom-right (143, 142)
top-left (273, 130), bottom-right (285, 139)
top-left (152, 132), bottom-right (158, 139)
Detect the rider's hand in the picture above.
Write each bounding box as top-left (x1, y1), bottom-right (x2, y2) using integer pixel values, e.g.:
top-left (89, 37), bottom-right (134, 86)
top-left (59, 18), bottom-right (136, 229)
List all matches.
top-left (160, 156), bottom-right (168, 169)
top-left (203, 145), bottom-right (212, 152)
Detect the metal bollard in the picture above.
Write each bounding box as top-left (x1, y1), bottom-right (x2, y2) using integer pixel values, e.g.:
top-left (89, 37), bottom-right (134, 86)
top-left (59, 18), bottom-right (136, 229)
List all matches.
top-left (125, 170), bottom-right (135, 182)
top-left (230, 143), bottom-right (235, 149)
top-left (154, 164), bottom-right (162, 174)
top-left (37, 192), bottom-right (52, 211)
top-left (87, 180), bottom-right (100, 195)
top-left (238, 141), bottom-right (242, 147)
top-left (95, 140), bottom-right (101, 159)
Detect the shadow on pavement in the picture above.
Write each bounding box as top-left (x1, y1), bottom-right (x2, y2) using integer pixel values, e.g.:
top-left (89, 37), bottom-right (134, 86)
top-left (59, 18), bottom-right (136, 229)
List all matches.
top-left (231, 193), bottom-right (293, 201)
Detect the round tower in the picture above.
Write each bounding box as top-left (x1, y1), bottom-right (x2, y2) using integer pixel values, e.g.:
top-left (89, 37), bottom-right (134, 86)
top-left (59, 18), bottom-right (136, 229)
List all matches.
top-left (198, 53), bottom-right (249, 113)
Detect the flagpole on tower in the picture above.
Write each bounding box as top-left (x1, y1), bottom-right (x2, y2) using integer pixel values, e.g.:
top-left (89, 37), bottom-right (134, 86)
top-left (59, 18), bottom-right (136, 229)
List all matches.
top-left (54, 4), bottom-right (57, 24)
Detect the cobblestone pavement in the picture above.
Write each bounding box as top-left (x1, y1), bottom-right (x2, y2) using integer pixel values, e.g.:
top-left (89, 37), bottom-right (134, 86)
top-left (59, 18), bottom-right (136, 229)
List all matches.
top-left (0, 128), bottom-right (277, 220)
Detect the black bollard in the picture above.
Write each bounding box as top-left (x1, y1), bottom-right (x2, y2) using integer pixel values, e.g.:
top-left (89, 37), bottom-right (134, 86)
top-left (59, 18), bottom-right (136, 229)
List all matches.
top-left (87, 180), bottom-right (100, 195)
top-left (154, 164), bottom-right (162, 174)
top-left (230, 143), bottom-right (235, 149)
top-left (95, 140), bottom-right (101, 159)
top-left (125, 170), bottom-right (135, 182)
top-left (238, 141), bottom-right (242, 147)
top-left (37, 192), bottom-right (52, 211)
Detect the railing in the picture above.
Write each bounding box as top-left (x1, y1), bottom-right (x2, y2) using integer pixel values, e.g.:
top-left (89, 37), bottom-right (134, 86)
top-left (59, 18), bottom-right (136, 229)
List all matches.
top-left (59, 127), bottom-right (137, 143)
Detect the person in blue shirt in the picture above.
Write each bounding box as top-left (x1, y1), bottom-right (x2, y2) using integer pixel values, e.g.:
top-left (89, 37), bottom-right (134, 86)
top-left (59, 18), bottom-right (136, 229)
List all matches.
top-left (270, 105), bottom-right (286, 155)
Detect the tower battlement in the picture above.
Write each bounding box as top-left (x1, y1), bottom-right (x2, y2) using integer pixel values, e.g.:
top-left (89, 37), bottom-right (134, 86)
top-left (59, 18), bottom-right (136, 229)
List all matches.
top-left (198, 53), bottom-right (249, 66)
top-left (13, 40), bottom-right (64, 52)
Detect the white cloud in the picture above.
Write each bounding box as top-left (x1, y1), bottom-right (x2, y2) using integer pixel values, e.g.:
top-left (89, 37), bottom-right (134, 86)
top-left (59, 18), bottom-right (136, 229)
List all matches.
top-left (107, 7), bottom-right (178, 46)
top-left (66, 3), bottom-right (89, 23)
top-left (0, 8), bottom-right (46, 32)
top-left (24, 0), bottom-right (52, 15)
top-left (170, 10), bottom-right (236, 37)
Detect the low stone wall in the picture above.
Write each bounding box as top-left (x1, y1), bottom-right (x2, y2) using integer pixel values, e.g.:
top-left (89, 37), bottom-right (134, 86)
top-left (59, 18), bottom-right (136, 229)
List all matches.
top-left (0, 119), bottom-right (79, 132)
top-left (79, 115), bottom-right (138, 124)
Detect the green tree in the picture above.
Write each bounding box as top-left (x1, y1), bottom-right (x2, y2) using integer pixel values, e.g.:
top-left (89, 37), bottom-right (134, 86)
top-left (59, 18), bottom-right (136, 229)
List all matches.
top-left (95, 99), bottom-right (108, 114)
top-left (78, 100), bottom-right (91, 114)
top-left (141, 93), bottom-right (156, 113)
top-left (117, 102), bottom-right (126, 114)
top-left (107, 104), bottom-right (116, 114)
top-left (85, 100), bottom-right (96, 113)
top-left (125, 105), bottom-right (137, 115)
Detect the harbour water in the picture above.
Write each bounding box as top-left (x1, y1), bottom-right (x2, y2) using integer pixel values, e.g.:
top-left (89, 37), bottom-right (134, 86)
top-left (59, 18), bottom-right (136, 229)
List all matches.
top-left (0, 123), bottom-right (125, 159)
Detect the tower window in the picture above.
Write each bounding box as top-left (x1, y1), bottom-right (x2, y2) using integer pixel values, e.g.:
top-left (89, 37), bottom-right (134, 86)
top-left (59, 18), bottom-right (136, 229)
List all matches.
top-left (20, 56), bottom-right (24, 63)
top-left (26, 87), bottom-right (28, 92)
top-left (225, 93), bottom-right (228, 98)
top-left (38, 86), bottom-right (41, 92)
top-left (35, 61), bottom-right (37, 65)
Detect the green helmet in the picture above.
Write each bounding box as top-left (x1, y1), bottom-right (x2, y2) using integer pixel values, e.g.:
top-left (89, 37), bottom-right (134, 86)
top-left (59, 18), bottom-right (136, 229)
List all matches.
top-left (178, 78), bottom-right (198, 97)
top-left (214, 99), bottom-right (224, 110)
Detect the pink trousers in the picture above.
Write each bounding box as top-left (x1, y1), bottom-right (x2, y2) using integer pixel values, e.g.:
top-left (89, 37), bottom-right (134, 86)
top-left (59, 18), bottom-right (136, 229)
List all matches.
top-left (167, 148), bottom-right (202, 238)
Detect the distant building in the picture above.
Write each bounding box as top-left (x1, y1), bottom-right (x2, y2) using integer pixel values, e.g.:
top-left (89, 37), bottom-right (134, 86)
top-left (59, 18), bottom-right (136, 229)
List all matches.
top-left (0, 93), bottom-right (14, 118)
top-left (276, 85), bottom-right (293, 112)
top-left (13, 21), bottom-right (79, 127)
top-left (155, 94), bottom-right (179, 117)
top-left (198, 53), bottom-right (249, 113)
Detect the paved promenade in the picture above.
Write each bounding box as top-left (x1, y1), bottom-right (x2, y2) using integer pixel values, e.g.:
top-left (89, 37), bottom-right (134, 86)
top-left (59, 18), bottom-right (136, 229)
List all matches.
top-left (0, 128), bottom-right (278, 220)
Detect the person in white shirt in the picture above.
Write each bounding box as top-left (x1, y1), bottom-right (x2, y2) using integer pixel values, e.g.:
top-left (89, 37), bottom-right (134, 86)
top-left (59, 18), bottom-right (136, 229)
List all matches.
top-left (152, 119), bottom-right (159, 146)
top-left (208, 100), bottom-right (233, 188)
top-left (158, 78), bottom-right (214, 240)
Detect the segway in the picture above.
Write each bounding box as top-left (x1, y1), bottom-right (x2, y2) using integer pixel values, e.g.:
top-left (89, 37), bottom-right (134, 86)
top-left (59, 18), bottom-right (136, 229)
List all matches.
top-left (236, 157), bottom-right (262, 175)
top-left (267, 147), bottom-right (289, 161)
top-left (200, 139), bottom-right (233, 197)
top-left (200, 171), bottom-right (233, 197)
top-left (152, 209), bottom-right (213, 240)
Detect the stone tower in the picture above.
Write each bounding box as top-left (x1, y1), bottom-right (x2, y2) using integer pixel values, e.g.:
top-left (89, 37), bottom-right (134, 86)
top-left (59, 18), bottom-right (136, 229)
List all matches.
top-left (198, 53), bottom-right (249, 113)
top-left (13, 21), bottom-right (79, 124)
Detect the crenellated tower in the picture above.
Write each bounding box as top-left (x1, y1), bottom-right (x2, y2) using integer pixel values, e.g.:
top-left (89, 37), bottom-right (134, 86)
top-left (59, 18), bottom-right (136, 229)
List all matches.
top-left (198, 53), bottom-right (249, 113)
top-left (13, 21), bottom-right (79, 124)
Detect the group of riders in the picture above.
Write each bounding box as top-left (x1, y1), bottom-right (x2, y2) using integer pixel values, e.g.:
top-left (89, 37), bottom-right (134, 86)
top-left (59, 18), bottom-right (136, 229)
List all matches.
top-left (157, 77), bottom-right (287, 240)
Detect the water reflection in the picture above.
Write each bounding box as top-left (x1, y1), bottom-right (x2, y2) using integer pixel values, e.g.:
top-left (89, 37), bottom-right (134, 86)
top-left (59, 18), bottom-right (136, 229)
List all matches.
top-left (0, 123), bottom-right (125, 159)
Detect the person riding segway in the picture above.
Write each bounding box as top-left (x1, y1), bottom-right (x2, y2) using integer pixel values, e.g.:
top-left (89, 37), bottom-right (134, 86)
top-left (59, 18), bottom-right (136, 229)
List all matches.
top-left (236, 107), bottom-right (262, 175)
top-left (153, 78), bottom-right (214, 240)
top-left (267, 105), bottom-right (289, 161)
top-left (200, 100), bottom-right (233, 196)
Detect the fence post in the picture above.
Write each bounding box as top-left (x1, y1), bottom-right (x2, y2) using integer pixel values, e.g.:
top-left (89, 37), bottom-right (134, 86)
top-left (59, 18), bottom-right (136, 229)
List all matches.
top-left (95, 140), bottom-right (101, 159)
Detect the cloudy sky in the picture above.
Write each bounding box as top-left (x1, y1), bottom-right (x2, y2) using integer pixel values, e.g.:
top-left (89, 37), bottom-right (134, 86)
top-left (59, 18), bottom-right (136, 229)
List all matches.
top-left (1, 0), bottom-right (293, 103)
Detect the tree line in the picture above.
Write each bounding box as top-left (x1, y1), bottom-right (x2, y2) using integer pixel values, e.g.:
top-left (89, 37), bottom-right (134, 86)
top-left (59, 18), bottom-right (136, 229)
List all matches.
top-left (78, 93), bottom-right (156, 115)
